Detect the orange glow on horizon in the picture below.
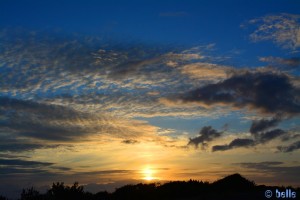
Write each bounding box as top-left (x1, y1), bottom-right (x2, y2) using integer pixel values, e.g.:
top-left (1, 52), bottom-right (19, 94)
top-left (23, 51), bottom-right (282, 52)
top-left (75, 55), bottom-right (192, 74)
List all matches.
top-left (142, 167), bottom-right (157, 181)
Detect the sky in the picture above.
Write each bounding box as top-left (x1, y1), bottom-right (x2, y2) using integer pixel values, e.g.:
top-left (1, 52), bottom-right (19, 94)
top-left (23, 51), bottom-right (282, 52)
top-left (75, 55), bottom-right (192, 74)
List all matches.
top-left (1, 0), bottom-right (300, 198)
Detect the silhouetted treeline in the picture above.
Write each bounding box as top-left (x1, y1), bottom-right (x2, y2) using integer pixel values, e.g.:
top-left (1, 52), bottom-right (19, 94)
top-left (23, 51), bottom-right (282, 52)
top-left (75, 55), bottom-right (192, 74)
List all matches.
top-left (2, 174), bottom-right (299, 200)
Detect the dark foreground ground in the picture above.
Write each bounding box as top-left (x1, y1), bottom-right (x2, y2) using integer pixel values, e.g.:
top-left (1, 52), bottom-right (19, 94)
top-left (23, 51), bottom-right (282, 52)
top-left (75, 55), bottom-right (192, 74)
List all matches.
top-left (1, 174), bottom-right (299, 200)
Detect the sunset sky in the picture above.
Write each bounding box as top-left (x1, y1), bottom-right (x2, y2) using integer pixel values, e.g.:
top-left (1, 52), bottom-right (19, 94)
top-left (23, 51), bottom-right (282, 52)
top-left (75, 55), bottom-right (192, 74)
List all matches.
top-left (1, 0), bottom-right (300, 198)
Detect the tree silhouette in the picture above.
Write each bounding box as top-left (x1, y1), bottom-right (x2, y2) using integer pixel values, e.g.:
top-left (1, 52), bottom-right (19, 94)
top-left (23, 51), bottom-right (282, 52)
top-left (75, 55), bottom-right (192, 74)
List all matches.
top-left (0, 173), bottom-right (298, 200)
top-left (0, 195), bottom-right (8, 200)
top-left (47, 182), bottom-right (85, 200)
top-left (20, 187), bottom-right (40, 200)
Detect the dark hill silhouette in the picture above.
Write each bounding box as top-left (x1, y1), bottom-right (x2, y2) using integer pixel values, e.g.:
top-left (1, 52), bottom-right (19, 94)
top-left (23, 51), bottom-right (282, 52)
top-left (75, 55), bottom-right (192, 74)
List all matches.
top-left (212, 173), bottom-right (255, 191)
top-left (2, 174), bottom-right (299, 200)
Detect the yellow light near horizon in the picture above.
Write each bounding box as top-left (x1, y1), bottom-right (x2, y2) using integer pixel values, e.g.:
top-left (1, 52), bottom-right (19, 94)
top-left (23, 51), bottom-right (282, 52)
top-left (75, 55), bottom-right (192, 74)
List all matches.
top-left (143, 168), bottom-right (154, 181)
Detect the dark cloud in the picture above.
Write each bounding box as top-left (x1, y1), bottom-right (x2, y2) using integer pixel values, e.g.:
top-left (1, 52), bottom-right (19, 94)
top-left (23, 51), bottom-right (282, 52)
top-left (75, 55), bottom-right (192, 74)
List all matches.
top-left (211, 145), bottom-right (230, 152)
top-left (237, 161), bottom-right (283, 170)
top-left (1, 122), bottom-right (88, 141)
top-left (121, 139), bottom-right (139, 144)
top-left (77, 170), bottom-right (134, 176)
top-left (188, 126), bottom-right (222, 148)
top-left (180, 72), bottom-right (300, 152)
top-left (277, 141), bottom-right (300, 152)
top-left (0, 158), bottom-right (72, 177)
top-left (0, 166), bottom-right (49, 175)
top-left (52, 166), bottom-right (72, 171)
top-left (0, 159), bottom-right (53, 167)
top-left (281, 133), bottom-right (300, 142)
top-left (0, 96), bottom-right (85, 121)
top-left (235, 161), bottom-right (300, 183)
top-left (212, 138), bottom-right (255, 152)
top-left (212, 127), bottom-right (286, 152)
top-left (248, 116), bottom-right (287, 147)
top-left (0, 135), bottom-right (60, 152)
top-left (0, 154), bottom-right (29, 159)
top-left (259, 129), bottom-right (286, 143)
top-left (0, 97), bottom-right (94, 141)
top-left (250, 117), bottom-right (280, 135)
top-left (0, 142), bottom-right (47, 152)
top-left (0, 96), bottom-right (153, 142)
top-left (229, 138), bottom-right (255, 147)
top-left (180, 72), bottom-right (300, 115)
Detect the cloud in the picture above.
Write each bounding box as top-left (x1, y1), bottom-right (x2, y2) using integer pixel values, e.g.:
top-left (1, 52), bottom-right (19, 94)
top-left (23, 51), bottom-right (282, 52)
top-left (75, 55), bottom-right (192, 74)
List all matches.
top-left (121, 139), bottom-right (139, 144)
top-left (249, 117), bottom-right (286, 145)
top-left (259, 129), bottom-right (286, 143)
top-left (164, 69), bottom-right (299, 153)
top-left (212, 128), bottom-right (286, 152)
top-left (0, 96), bottom-right (159, 144)
top-left (212, 117), bottom-right (286, 152)
top-left (259, 56), bottom-right (300, 69)
top-left (235, 161), bottom-right (300, 184)
top-left (0, 154), bottom-right (29, 159)
top-left (0, 96), bottom-right (93, 141)
top-left (0, 159), bottom-right (53, 167)
top-left (0, 133), bottom-right (61, 152)
top-left (281, 132), bottom-right (300, 142)
top-left (237, 161), bottom-right (283, 169)
top-left (0, 29), bottom-right (231, 119)
top-left (178, 72), bottom-right (300, 115)
top-left (180, 63), bottom-right (230, 80)
top-left (0, 166), bottom-right (50, 175)
top-left (106, 56), bottom-right (165, 79)
top-left (250, 117), bottom-right (281, 135)
top-left (0, 142), bottom-right (55, 152)
top-left (277, 141), bottom-right (300, 152)
top-left (212, 138), bottom-right (255, 152)
top-left (0, 158), bottom-right (70, 179)
top-left (246, 13), bottom-right (300, 49)
top-left (75, 170), bottom-right (135, 176)
top-left (188, 126), bottom-right (222, 149)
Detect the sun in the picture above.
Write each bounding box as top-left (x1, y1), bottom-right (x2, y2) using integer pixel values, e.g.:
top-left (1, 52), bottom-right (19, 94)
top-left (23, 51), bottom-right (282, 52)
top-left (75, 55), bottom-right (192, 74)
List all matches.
top-left (142, 168), bottom-right (155, 181)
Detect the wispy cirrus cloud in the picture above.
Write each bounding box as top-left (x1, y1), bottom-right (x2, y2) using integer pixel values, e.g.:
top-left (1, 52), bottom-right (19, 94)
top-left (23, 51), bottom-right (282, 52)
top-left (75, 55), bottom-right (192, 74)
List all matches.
top-left (0, 29), bottom-right (226, 120)
top-left (0, 96), bottom-right (159, 147)
top-left (259, 56), bottom-right (300, 69)
top-left (180, 63), bottom-right (231, 81)
top-left (245, 13), bottom-right (300, 50)
top-left (0, 159), bottom-right (54, 168)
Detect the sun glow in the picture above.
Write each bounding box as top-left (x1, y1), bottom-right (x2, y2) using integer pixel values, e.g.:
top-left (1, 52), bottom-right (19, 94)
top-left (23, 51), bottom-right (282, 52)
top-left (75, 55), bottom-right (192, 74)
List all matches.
top-left (142, 167), bottom-right (155, 181)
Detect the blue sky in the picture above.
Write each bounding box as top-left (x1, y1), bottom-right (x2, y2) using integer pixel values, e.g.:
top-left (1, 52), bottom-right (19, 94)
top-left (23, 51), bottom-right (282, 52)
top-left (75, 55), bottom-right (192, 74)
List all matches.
top-left (1, 0), bottom-right (300, 199)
